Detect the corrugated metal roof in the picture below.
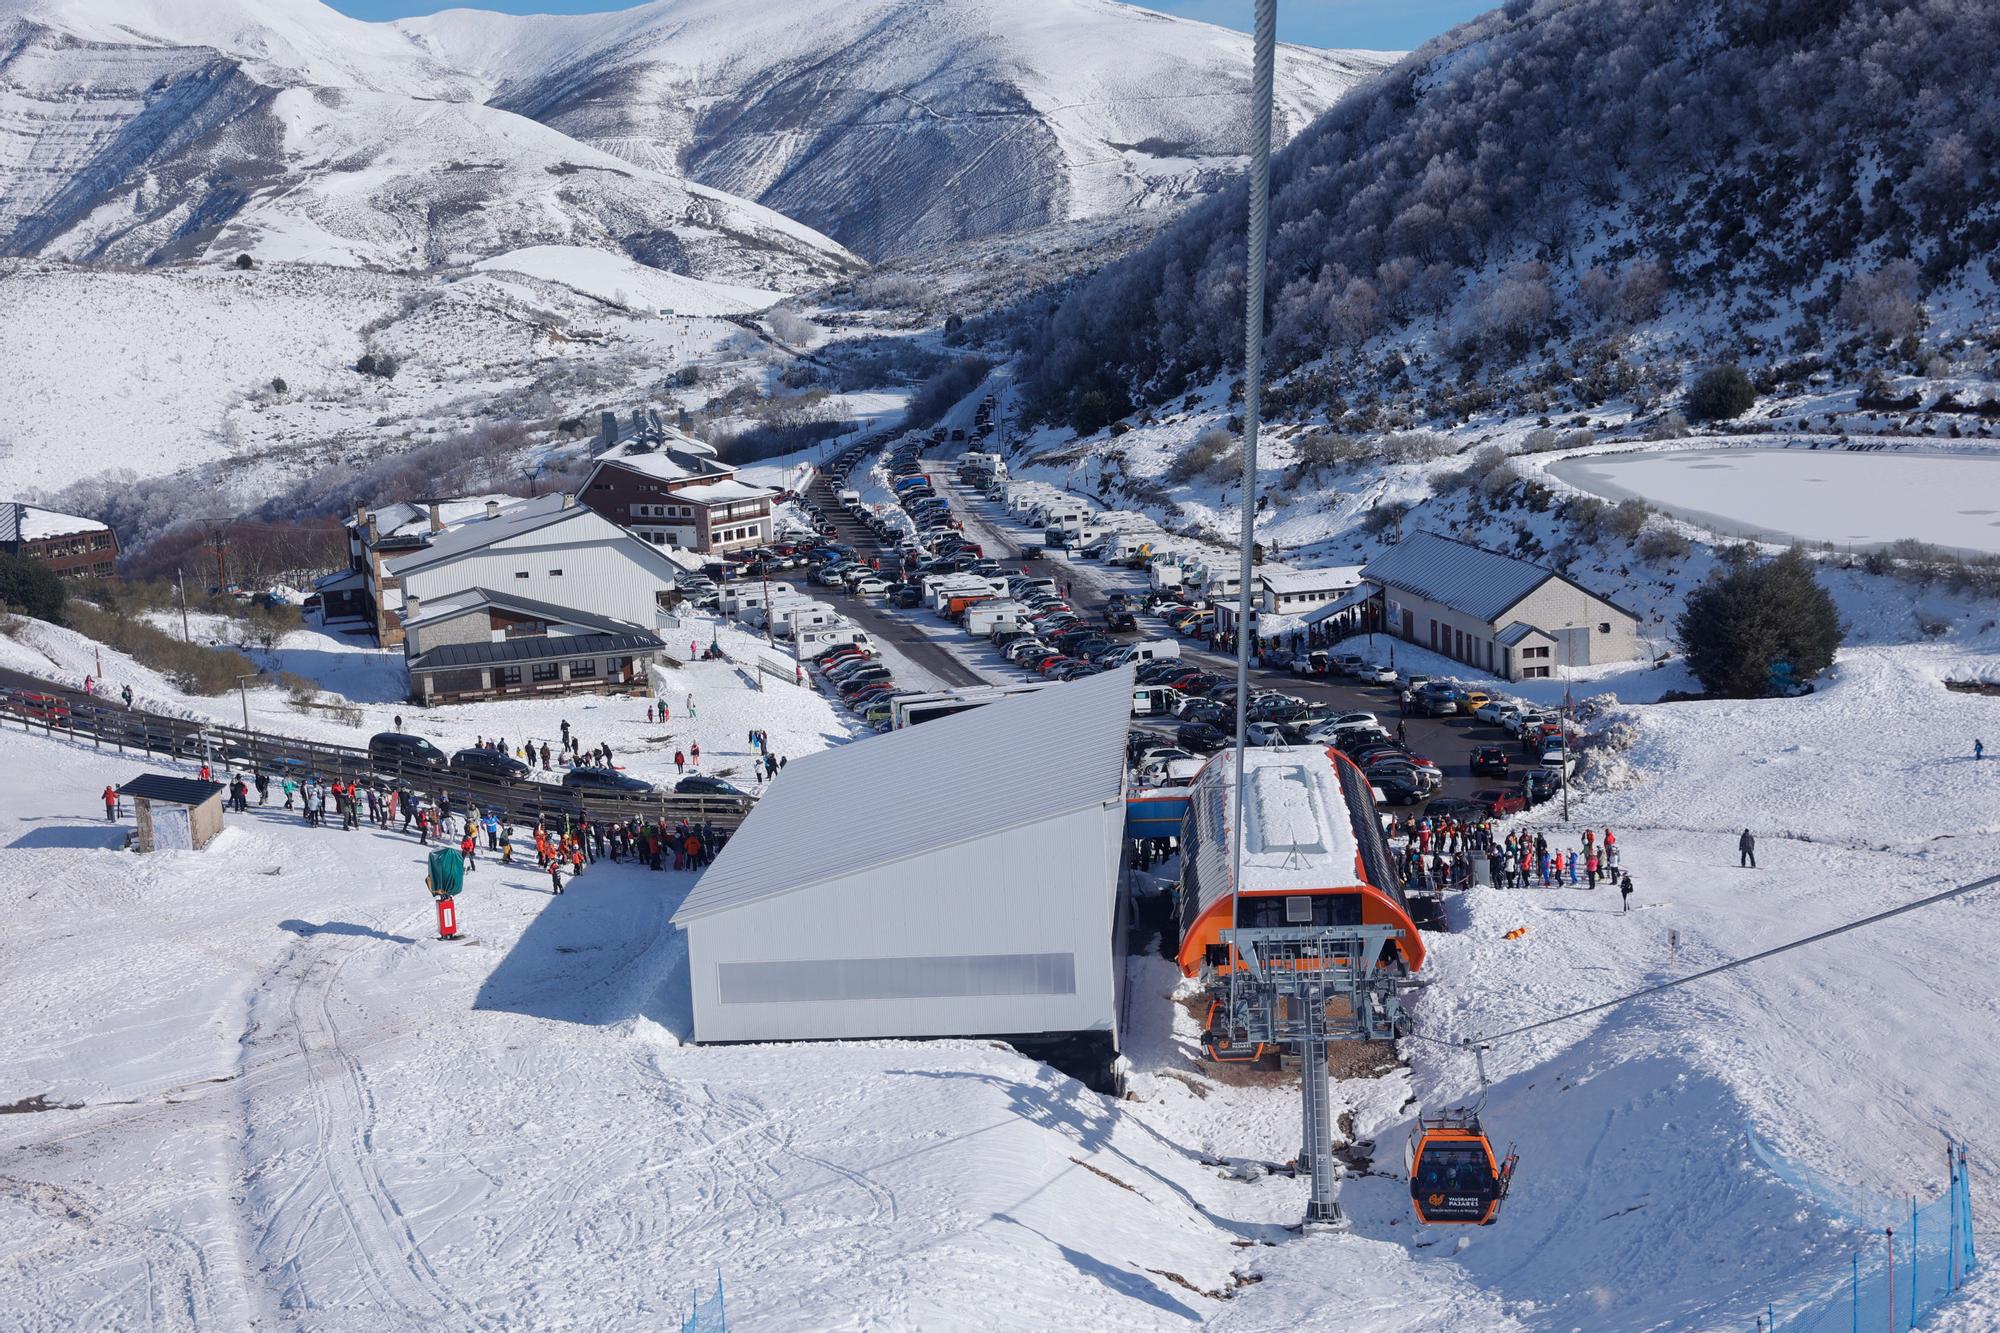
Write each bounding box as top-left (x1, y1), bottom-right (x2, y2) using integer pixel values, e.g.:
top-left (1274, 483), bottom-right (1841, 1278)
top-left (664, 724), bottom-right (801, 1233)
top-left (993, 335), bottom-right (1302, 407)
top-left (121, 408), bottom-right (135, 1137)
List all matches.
top-left (672, 665), bottom-right (1135, 923)
top-left (406, 630), bottom-right (662, 671)
top-left (1495, 621), bottom-right (1550, 647)
top-left (385, 494), bottom-right (580, 576)
top-left (118, 775), bottom-right (224, 805)
top-left (1360, 531), bottom-right (1557, 624)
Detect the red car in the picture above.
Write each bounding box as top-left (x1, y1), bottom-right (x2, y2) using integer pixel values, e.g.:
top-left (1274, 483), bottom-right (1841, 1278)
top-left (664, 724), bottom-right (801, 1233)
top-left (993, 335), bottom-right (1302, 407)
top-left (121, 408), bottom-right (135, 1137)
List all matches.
top-left (1473, 788), bottom-right (1528, 816)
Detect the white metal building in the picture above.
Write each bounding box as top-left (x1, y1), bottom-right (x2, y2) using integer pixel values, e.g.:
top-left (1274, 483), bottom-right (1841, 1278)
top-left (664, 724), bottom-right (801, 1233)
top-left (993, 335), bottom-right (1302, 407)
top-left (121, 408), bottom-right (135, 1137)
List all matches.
top-left (672, 666), bottom-right (1135, 1071)
top-left (384, 493), bottom-right (697, 634)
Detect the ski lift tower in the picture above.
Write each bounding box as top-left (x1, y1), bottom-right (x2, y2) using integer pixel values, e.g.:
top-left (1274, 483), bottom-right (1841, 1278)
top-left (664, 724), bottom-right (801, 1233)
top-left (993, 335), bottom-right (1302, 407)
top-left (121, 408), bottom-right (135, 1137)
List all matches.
top-left (1211, 923), bottom-right (1423, 1225)
top-left (1210, 0), bottom-right (1430, 1232)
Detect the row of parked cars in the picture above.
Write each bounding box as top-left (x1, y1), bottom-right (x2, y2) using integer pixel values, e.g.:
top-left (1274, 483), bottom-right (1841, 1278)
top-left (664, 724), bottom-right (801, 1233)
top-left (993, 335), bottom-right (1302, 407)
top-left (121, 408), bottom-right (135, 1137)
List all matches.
top-left (809, 639), bottom-right (908, 728)
top-left (362, 731), bottom-right (747, 799)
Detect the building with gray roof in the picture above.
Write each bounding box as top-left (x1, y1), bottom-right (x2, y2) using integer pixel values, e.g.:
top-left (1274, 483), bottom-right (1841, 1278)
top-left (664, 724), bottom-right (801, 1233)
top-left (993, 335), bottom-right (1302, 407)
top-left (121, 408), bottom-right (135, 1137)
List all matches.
top-left (672, 666), bottom-right (1135, 1087)
top-left (1361, 532), bottom-right (1643, 680)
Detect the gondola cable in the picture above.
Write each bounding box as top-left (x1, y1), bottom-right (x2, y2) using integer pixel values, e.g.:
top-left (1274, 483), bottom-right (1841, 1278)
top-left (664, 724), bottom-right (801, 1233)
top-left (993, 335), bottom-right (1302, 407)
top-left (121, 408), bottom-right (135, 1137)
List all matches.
top-left (1400, 868), bottom-right (2000, 1226)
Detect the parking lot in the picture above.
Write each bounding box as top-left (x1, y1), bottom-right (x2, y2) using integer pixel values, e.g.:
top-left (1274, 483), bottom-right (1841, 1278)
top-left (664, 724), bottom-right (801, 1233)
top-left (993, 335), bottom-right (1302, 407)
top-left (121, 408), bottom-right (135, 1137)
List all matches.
top-left (778, 437), bottom-right (1564, 814)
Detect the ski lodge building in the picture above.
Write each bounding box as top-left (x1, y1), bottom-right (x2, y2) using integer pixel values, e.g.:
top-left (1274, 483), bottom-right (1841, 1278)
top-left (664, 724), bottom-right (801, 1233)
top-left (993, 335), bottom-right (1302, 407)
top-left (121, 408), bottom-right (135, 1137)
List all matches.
top-left (1, 502), bottom-right (118, 579)
top-left (672, 667), bottom-right (1134, 1089)
top-left (1360, 531), bottom-right (1643, 680)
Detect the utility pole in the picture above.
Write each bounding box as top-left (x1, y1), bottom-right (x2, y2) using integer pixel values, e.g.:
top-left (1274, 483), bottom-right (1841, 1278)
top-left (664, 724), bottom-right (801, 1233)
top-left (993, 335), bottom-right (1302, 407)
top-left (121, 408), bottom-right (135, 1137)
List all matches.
top-left (176, 568), bottom-right (191, 642)
top-left (236, 673), bottom-right (256, 731)
top-left (208, 528), bottom-right (229, 595)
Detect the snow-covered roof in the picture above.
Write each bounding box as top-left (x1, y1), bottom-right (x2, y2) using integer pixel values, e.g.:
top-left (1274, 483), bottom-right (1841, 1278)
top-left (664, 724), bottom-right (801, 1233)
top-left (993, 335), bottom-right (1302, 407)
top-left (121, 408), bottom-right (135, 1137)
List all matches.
top-left (1185, 747), bottom-right (1375, 918)
top-left (673, 666), bottom-right (1134, 923)
top-left (675, 479), bottom-right (773, 504)
top-left (1361, 531), bottom-right (1563, 624)
top-left (384, 493), bottom-right (586, 575)
top-left (350, 495), bottom-right (517, 542)
top-left (4, 502), bottom-right (109, 542)
top-left (1260, 565), bottom-right (1363, 596)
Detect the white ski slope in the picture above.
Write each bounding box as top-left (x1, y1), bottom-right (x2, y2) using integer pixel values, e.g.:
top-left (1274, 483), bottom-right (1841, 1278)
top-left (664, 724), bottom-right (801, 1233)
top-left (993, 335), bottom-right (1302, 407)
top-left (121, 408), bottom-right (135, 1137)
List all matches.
top-left (0, 611), bottom-right (1995, 1328)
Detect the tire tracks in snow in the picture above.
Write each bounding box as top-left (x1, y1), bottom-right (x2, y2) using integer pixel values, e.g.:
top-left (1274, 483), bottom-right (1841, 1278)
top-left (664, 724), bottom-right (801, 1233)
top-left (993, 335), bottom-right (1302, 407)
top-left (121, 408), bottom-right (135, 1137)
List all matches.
top-left (272, 899), bottom-right (471, 1323)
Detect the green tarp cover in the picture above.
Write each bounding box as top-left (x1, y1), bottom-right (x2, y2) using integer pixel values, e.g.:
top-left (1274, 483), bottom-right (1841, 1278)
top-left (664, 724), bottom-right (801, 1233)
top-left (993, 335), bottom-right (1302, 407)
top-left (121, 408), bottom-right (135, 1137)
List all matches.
top-left (428, 848), bottom-right (464, 897)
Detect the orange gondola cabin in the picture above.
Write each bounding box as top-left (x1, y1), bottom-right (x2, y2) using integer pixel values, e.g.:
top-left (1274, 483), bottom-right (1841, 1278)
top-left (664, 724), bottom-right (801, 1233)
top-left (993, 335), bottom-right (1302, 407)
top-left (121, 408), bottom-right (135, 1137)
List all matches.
top-left (1172, 747), bottom-right (1425, 1059)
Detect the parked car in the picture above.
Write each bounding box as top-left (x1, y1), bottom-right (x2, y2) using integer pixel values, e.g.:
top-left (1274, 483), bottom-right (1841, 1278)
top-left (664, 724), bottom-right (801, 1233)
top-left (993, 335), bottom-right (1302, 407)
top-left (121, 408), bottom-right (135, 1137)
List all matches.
top-left (1371, 773), bottom-right (1427, 806)
top-left (1472, 787), bottom-right (1529, 816)
top-left (368, 732), bottom-right (447, 771)
top-left (450, 748), bottom-right (531, 781)
top-left (676, 774), bottom-right (747, 797)
top-left (1471, 745), bottom-right (1511, 777)
top-left (1176, 697), bottom-right (1232, 725)
top-left (1356, 662), bottom-right (1399, 684)
top-left (1475, 699), bottom-right (1521, 726)
top-left (1176, 722), bottom-right (1231, 753)
top-left (561, 766), bottom-right (654, 794)
top-left (1423, 797), bottom-right (1488, 823)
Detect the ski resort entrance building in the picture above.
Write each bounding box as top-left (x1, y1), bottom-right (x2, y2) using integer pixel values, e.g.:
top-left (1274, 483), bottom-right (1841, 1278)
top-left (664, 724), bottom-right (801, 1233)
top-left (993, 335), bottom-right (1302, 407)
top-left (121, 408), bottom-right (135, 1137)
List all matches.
top-left (672, 666), bottom-right (1134, 1088)
top-left (1361, 531), bottom-right (1643, 680)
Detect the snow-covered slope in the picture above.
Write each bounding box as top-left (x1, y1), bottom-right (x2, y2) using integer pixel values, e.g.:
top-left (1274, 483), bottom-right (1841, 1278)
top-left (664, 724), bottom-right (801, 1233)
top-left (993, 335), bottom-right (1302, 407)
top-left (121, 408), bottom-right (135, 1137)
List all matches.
top-left (0, 0), bottom-right (471, 96)
top-left (400, 0), bottom-right (1393, 260)
top-left (0, 1), bottom-right (859, 279)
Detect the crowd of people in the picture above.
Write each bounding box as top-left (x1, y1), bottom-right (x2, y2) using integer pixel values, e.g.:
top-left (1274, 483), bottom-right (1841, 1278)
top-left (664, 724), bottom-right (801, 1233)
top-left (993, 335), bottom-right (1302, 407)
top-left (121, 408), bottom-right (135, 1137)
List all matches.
top-left (1386, 811), bottom-right (1635, 906)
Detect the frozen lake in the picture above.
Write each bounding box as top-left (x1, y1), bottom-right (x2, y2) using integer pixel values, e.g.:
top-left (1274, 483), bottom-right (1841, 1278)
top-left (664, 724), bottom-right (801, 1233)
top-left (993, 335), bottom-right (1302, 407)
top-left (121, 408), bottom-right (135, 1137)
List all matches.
top-left (1549, 446), bottom-right (2000, 555)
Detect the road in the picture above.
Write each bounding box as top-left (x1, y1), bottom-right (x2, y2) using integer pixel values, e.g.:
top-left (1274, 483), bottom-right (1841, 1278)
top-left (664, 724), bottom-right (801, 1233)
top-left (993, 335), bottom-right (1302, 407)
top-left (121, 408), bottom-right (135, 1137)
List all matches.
top-left (802, 463), bottom-right (986, 689)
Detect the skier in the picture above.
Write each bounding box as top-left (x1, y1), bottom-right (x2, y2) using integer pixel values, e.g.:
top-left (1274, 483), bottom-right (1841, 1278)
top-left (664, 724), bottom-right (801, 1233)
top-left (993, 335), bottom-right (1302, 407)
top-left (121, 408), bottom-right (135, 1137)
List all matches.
top-left (1620, 870), bottom-right (1635, 912)
top-left (121, 683), bottom-right (133, 709)
top-left (460, 829), bottom-right (477, 872)
top-left (1978, 739), bottom-right (1986, 762)
top-left (549, 861), bottom-right (564, 896)
top-left (282, 776), bottom-right (297, 810)
top-left (674, 750), bottom-right (686, 774)
top-left (255, 772), bottom-right (269, 805)
top-left (690, 741), bottom-right (701, 767)
top-left (102, 785), bottom-right (118, 821)
top-left (540, 742), bottom-right (552, 770)
top-left (1739, 828), bottom-right (1757, 869)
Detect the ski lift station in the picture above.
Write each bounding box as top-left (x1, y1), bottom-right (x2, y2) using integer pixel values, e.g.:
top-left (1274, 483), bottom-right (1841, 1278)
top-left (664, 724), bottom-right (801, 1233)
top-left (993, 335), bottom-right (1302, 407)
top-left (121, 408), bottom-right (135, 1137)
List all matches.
top-left (671, 665), bottom-right (1136, 1089)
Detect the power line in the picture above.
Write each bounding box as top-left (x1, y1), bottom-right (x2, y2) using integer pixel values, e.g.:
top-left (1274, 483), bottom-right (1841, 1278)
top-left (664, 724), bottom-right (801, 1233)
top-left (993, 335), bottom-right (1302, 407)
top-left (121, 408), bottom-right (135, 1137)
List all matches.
top-left (1419, 870), bottom-right (2000, 1054)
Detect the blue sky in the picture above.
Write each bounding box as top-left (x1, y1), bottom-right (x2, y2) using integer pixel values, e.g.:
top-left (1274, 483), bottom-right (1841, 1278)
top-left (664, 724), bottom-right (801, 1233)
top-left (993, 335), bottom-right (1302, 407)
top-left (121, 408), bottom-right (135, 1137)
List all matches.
top-left (324, 0), bottom-right (1491, 52)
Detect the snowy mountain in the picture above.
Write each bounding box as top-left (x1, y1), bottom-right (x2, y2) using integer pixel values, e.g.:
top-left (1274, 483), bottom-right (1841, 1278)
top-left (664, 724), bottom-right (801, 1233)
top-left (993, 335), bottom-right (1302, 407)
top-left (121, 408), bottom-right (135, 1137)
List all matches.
top-left (1019, 0), bottom-right (2000, 434)
top-left (0, 0), bottom-right (859, 280)
top-left (396, 0), bottom-right (1393, 261)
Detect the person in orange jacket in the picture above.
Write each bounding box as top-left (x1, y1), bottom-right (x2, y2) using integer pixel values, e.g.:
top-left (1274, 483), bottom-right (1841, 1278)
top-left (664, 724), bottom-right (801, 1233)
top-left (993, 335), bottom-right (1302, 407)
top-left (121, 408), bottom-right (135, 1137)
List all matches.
top-left (460, 829), bottom-right (477, 872)
top-left (102, 785), bottom-right (117, 821)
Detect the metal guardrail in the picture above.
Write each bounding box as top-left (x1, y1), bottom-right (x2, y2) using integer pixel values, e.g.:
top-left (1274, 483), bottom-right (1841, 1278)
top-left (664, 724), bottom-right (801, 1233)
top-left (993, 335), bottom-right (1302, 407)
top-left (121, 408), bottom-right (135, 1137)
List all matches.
top-left (0, 668), bottom-right (755, 830)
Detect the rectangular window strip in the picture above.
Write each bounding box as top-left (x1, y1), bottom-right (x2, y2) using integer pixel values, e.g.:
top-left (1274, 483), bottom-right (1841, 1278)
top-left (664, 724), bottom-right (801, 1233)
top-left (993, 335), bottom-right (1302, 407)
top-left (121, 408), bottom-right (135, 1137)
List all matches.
top-left (717, 952), bottom-right (1077, 1005)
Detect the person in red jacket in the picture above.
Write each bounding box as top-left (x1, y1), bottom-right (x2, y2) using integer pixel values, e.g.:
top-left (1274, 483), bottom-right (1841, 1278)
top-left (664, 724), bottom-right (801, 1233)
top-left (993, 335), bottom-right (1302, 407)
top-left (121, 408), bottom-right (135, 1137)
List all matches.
top-left (460, 829), bottom-right (478, 872)
top-left (102, 785), bottom-right (117, 821)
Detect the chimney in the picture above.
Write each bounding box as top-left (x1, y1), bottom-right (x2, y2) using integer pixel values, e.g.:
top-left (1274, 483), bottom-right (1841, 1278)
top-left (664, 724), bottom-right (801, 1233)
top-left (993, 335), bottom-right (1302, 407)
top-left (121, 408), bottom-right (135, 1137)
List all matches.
top-left (427, 501), bottom-right (442, 533)
top-left (405, 592), bottom-right (419, 624)
top-left (485, 499), bottom-right (501, 519)
top-left (364, 512), bottom-right (378, 542)
top-left (560, 492), bottom-right (576, 510)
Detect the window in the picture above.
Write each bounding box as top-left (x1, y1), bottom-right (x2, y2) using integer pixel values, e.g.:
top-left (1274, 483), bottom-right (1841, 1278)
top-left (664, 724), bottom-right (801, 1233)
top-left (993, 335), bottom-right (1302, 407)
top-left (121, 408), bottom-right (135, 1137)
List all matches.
top-left (1523, 646), bottom-right (1551, 660)
top-left (717, 952), bottom-right (1077, 1004)
top-left (498, 666), bottom-right (522, 686)
top-left (514, 571), bottom-right (529, 579)
top-left (1599, 622), bottom-right (1612, 634)
top-left (1524, 666), bottom-right (1551, 679)
top-left (569, 657), bottom-right (596, 679)
top-left (548, 568), bottom-right (563, 577)
top-left (531, 662), bottom-right (560, 683)
top-left (503, 618), bottom-right (552, 638)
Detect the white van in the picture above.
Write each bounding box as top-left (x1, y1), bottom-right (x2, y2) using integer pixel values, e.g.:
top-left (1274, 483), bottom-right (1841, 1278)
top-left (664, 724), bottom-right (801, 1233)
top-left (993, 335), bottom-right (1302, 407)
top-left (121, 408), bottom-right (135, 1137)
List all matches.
top-left (796, 625), bottom-right (873, 655)
top-left (769, 600), bottom-right (838, 634)
top-left (1131, 685), bottom-right (1184, 717)
top-left (1103, 639), bottom-right (1181, 666)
